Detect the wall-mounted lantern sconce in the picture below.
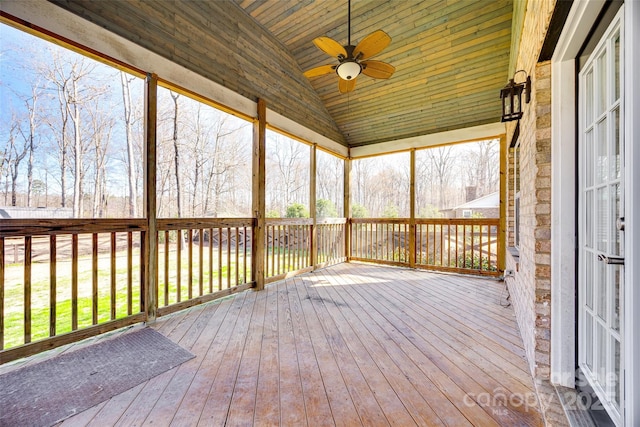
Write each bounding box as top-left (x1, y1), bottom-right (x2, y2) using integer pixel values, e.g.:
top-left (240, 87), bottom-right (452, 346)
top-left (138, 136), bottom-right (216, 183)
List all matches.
top-left (500, 70), bottom-right (531, 122)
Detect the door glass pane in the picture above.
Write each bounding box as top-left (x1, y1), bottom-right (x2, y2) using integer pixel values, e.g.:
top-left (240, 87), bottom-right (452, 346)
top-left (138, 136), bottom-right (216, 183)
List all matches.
top-left (613, 264), bottom-right (620, 332)
top-left (614, 107), bottom-right (620, 180)
top-left (597, 52), bottom-right (607, 116)
top-left (614, 338), bottom-right (621, 406)
top-left (596, 119), bottom-right (608, 183)
top-left (585, 190), bottom-right (593, 248)
top-left (596, 186), bottom-right (608, 251)
top-left (596, 259), bottom-right (607, 321)
top-left (612, 184), bottom-right (620, 255)
top-left (585, 251), bottom-right (593, 309)
top-left (614, 35), bottom-right (620, 101)
top-left (585, 314), bottom-right (593, 370)
top-left (596, 323), bottom-right (607, 384)
top-left (585, 69), bottom-right (594, 125)
top-left (585, 129), bottom-right (593, 187)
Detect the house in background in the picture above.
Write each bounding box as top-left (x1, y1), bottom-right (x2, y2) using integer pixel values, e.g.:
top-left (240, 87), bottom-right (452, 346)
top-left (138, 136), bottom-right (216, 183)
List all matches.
top-left (443, 191), bottom-right (499, 219)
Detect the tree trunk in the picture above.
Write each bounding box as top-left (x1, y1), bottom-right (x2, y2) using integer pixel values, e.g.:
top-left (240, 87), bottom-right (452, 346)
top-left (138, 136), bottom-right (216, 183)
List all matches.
top-left (26, 93), bottom-right (37, 207)
top-left (71, 81), bottom-right (83, 218)
top-left (171, 92), bottom-right (182, 218)
top-left (121, 72), bottom-right (138, 217)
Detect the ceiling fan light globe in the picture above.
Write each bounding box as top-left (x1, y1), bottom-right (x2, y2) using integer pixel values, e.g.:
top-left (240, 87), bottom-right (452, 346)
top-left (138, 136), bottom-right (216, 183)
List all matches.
top-left (336, 61), bottom-right (361, 80)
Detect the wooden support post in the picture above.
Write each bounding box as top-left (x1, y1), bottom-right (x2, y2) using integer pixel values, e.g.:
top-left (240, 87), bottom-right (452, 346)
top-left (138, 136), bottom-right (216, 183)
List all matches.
top-left (310, 144), bottom-right (317, 269)
top-left (409, 149), bottom-right (416, 268)
top-left (344, 157), bottom-right (351, 261)
top-left (143, 73), bottom-right (158, 322)
top-left (498, 134), bottom-right (507, 273)
top-left (252, 99), bottom-right (266, 290)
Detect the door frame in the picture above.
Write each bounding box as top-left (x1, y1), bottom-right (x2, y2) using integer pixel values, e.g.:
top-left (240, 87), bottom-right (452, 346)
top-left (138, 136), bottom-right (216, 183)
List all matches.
top-left (551, 1), bottom-right (640, 424)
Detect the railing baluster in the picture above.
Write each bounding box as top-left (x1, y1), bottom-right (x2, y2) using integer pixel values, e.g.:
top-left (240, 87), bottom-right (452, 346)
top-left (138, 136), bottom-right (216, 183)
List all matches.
top-left (471, 224), bottom-right (475, 269)
top-left (111, 232), bottom-right (117, 320)
top-left (71, 233), bottom-right (78, 331)
top-left (130, 231), bottom-right (135, 314)
top-left (92, 233), bottom-right (99, 325)
top-left (455, 225), bottom-right (459, 268)
top-left (276, 225), bottom-right (281, 275)
top-left (235, 228), bottom-right (239, 286)
top-left (243, 226), bottom-right (248, 284)
top-left (218, 227), bottom-right (223, 290)
top-left (294, 225), bottom-right (299, 270)
top-left (227, 227), bottom-right (231, 289)
top-left (162, 231), bottom-right (168, 308)
top-left (269, 226), bottom-right (274, 277)
top-left (24, 236), bottom-right (32, 344)
top-left (177, 230), bottom-right (182, 302)
top-left (199, 229), bottom-right (204, 296)
top-left (188, 229), bottom-right (193, 300)
top-left (479, 224), bottom-right (484, 271)
top-left (463, 225), bottom-right (467, 268)
top-left (209, 228), bottom-right (214, 293)
top-left (49, 235), bottom-right (56, 338)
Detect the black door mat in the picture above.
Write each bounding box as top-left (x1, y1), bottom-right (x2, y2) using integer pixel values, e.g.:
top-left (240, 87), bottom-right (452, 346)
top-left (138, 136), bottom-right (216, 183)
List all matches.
top-left (0, 327), bottom-right (194, 427)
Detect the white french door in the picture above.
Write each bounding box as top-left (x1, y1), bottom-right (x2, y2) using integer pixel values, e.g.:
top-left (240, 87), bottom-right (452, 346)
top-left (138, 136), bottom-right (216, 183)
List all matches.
top-left (578, 9), bottom-right (624, 426)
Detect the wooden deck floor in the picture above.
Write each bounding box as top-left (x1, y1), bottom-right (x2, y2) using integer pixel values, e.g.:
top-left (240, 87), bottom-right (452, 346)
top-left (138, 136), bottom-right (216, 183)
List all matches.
top-left (59, 263), bottom-right (543, 426)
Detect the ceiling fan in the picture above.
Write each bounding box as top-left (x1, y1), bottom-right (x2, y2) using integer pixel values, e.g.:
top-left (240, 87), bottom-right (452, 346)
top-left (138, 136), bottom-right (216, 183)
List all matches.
top-left (303, 0), bottom-right (395, 94)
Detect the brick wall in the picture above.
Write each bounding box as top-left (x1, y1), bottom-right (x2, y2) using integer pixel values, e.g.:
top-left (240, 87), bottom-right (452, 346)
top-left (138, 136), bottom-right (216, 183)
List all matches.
top-left (504, 0), bottom-right (555, 381)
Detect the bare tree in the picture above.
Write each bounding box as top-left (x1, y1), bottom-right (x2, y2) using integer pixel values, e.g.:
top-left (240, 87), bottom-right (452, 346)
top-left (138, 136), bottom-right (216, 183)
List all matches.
top-left (427, 146), bottom-right (454, 210)
top-left (266, 135), bottom-right (309, 215)
top-left (3, 121), bottom-right (28, 206)
top-left (15, 83), bottom-right (42, 207)
top-left (121, 71), bottom-right (138, 217)
top-left (43, 52), bottom-right (101, 216)
top-left (87, 105), bottom-right (113, 217)
top-left (171, 91), bottom-right (182, 218)
top-left (316, 152), bottom-right (343, 215)
top-left (463, 139), bottom-right (499, 197)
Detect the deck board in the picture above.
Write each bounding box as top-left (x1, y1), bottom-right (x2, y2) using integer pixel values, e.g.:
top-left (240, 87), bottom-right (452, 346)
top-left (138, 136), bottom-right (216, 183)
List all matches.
top-left (59, 263), bottom-right (543, 426)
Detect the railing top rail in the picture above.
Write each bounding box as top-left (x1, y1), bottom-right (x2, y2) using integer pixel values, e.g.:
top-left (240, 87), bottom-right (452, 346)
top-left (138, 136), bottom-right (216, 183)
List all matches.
top-left (0, 218), bottom-right (148, 237)
top-left (265, 218), bottom-right (314, 226)
top-left (349, 218), bottom-right (409, 224)
top-left (157, 218), bottom-right (253, 230)
top-left (415, 218), bottom-right (499, 225)
top-left (350, 217), bottom-right (499, 225)
top-left (316, 218), bottom-right (347, 225)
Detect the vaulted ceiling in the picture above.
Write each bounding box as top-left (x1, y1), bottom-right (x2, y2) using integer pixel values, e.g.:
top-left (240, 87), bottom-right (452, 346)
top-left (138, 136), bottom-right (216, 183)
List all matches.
top-left (9, 0), bottom-right (513, 150)
top-left (235, 0), bottom-right (513, 148)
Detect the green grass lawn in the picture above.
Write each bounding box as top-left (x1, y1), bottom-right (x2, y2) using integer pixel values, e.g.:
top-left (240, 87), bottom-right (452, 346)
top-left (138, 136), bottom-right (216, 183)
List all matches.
top-left (2, 245), bottom-right (312, 350)
top-left (3, 246), bottom-right (252, 349)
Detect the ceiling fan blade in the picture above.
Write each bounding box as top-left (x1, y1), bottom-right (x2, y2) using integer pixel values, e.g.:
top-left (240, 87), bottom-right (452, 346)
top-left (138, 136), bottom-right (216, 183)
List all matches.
top-left (354, 30), bottom-right (391, 60)
top-left (313, 37), bottom-right (347, 58)
top-left (339, 78), bottom-right (356, 94)
top-left (361, 60), bottom-right (395, 79)
top-left (304, 64), bottom-right (336, 78)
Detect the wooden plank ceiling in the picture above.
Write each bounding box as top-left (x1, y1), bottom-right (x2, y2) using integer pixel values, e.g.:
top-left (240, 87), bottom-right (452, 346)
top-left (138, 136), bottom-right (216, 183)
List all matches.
top-left (236, 0), bottom-right (513, 147)
top-left (46, 0), bottom-right (512, 149)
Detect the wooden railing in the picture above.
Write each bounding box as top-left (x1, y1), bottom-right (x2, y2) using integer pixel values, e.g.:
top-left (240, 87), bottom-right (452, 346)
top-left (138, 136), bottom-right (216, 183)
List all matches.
top-left (0, 219), bottom-right (147, 362)
top-left (156, 219), bottom-right (254, 316)
top-left (316, 218), bottom-right (347, 267)
top-left (264, 218), bottom-right (312, 282)
top-left (349, 218), bottom-right (500, 276)
top-left (415, 218), bottom-right (500, 276)
top-left (350, 219), bottom-right (410, 265)
top-left (1, 215), bottom-right (499, 363)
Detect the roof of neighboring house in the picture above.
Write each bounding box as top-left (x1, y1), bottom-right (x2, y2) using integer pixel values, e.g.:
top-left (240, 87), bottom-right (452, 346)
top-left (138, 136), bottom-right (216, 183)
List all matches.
top-left (451, 192), bottom-right (500, 210)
